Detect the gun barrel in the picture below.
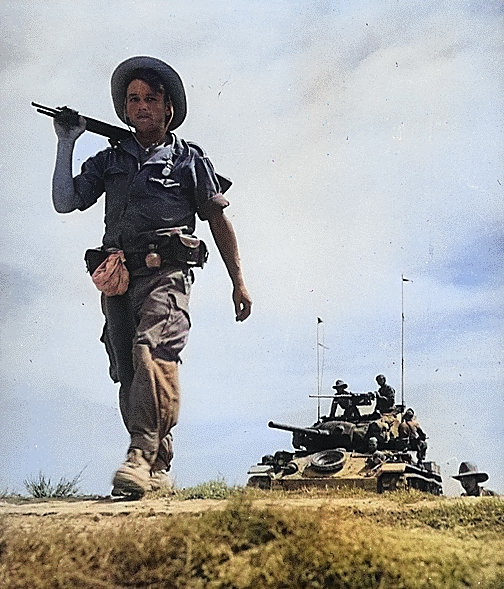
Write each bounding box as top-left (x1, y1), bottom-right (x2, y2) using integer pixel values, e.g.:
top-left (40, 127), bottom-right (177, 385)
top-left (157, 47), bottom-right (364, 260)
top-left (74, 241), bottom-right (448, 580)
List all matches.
top-left (32, 102), bottom-right (131, 141)
top-left (32, 102), bottom-right (58, 117)
top-left (268, 421), bottom-right (330, 436)
top-left (309, 394), bottom-right (365, 399)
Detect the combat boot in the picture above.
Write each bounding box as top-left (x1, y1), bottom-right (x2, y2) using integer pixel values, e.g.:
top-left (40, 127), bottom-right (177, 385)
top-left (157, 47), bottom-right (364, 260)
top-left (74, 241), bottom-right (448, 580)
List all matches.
top-left (150, 469), bottom-right (175, 494)
top-left (111, 448), bottom-right (152, 497)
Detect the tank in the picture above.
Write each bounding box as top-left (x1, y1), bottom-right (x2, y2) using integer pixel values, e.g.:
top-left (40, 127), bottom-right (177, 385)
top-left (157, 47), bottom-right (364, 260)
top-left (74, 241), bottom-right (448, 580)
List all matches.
top-left (247, 392), bottom-right (443, 495)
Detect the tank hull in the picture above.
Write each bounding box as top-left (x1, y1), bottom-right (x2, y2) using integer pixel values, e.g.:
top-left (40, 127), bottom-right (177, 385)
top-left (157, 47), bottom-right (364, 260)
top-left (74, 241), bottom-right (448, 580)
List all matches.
top-left (247, 450), bottom-right (443, 495)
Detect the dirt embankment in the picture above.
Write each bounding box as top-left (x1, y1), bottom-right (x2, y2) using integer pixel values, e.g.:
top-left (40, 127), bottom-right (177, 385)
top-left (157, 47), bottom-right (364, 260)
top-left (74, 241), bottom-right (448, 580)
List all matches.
top-left (2, 494), bottom-right (503, 588)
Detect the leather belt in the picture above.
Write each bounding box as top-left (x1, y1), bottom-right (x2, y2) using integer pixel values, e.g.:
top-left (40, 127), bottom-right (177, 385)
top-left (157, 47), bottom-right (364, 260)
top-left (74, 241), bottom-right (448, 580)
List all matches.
top-left (125, 248), bottom-right (173, 272)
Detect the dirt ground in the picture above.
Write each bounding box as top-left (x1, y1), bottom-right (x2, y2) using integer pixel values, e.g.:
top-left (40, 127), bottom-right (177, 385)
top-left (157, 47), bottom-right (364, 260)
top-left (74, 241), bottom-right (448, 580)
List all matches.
top-left (0, 493), bottom-right (454, 522)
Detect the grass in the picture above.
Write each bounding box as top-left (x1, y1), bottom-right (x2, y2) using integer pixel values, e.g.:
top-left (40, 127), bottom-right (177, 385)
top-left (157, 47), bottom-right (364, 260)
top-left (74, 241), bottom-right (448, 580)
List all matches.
top-left (23, 470), bottom-right (84, 499)
top-left (156, 481), bottom-right (438, 503)
top-left (174, 477), bottom-right (241, 500)
top-left (0, 488), bottom-right (11, 501)
top-left (1, 492), bottom-right (503, 588)
top-left (10, 470), bottom-right (437, 503)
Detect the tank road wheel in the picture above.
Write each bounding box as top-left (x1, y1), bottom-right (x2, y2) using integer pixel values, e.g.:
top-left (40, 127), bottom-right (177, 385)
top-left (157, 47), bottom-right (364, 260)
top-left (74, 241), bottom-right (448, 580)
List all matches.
top-left (378, 474), bottom-right (405, 493)
top-left (310, 449), bottom-right (346, 473)
top-left (247, 476), bottom-right (271, 490)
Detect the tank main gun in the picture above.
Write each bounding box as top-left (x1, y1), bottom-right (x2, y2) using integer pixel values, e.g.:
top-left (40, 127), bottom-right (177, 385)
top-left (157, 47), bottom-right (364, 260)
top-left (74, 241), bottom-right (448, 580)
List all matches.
top-left (268, 420), bottom-right (350, 453)
top-left (268, 421), bottom-right (331, 437)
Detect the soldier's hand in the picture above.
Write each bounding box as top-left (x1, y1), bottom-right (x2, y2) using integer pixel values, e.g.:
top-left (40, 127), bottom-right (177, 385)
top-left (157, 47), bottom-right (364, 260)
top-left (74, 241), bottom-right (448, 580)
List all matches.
top-left (53, 107), bottom-right (86, 141)
top-left (233, 285), bottom-right (252, 322)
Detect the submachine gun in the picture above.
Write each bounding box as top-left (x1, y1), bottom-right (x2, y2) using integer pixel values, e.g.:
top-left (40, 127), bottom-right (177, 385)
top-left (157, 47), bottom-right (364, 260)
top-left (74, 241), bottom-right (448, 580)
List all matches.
top-left (31, 102), bottom-right (232, 193)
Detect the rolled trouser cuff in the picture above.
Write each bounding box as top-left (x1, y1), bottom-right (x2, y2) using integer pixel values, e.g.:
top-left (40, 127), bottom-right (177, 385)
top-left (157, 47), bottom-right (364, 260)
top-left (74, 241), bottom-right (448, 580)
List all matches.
top-left (129, 442), bottom-right (157, 466)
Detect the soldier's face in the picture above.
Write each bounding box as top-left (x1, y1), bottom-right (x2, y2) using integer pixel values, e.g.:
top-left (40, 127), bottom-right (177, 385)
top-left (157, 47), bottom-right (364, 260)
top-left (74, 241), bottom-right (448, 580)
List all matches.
top-left (125, 79), bottom-right (172, 136)
top-left (461, 476), bottom-right (479, 495)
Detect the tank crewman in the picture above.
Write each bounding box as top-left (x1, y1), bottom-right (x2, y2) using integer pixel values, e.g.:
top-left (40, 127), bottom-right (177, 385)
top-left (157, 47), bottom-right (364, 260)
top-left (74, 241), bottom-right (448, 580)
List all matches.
top-left (328, 379), bottom-right (348, 419)
top-left (328, 379), bottom-right (360, 420)
top-left (367, 374), bottom-right (399, 439)
top-left (363, 437), bottom-right (388, 475)
top-left (374, 374), bottom-right (396, 414)
top-left (452, 462), bottom-right (498, 497)
top-left (367, 436), bottom-right (379, 453)
top-left (398, 408), bottom-right (427, 463)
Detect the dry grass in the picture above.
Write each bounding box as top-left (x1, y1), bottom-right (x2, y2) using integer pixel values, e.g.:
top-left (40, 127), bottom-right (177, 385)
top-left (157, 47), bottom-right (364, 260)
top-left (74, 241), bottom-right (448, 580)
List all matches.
top-left (23, 470), bottom-right (84, 499)
top-left (1, 493), bottom-right (503, 588)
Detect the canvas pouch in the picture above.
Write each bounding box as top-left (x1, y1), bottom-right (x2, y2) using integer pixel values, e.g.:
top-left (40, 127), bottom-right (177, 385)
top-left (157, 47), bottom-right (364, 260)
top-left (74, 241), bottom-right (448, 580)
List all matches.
top-left (88, 250), bottom-right (129, 296)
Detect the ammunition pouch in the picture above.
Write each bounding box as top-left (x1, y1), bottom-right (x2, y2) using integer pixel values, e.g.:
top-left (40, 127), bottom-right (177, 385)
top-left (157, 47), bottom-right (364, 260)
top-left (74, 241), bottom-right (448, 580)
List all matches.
top-left (124, 233), bottom-right (208, 272)
top-left (169, 234), bottom-right (208, 268)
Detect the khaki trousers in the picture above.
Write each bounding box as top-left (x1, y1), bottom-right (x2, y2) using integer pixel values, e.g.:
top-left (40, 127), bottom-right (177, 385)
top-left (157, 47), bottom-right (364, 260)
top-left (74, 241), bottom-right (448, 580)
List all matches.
top-left (101, 267), bottom-right (192, 470)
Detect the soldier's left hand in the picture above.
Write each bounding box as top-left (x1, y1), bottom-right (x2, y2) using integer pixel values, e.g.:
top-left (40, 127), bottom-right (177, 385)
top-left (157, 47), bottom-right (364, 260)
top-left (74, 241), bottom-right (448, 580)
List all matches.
top-left (233, 286), bottom-right (252, 321)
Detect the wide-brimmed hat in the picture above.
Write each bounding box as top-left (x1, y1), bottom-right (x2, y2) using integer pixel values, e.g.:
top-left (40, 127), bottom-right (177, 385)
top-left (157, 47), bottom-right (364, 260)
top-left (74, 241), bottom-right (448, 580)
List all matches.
top-left (111, 56), bottom-right (187, 130)
top-left (332, 379), bottom-right (348, 390)
top-left (452, 461), bottom-right (489, 483)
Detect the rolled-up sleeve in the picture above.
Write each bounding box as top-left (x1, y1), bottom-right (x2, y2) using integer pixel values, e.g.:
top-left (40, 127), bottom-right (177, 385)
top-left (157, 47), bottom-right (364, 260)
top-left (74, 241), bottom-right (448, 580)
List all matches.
top-left (192, 154), bottom-right (229, 220)
top-left (73, 153), bottom-right (106, 211)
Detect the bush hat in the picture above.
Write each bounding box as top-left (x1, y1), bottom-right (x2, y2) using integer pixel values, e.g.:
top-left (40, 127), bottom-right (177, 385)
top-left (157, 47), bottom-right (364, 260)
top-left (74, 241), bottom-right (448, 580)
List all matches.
top-left (111, 56), bottom-right (187, 130)
top-left (332, 379), bottom-right (348, 390)
top-left (452, 461), bottom-right (489, 483)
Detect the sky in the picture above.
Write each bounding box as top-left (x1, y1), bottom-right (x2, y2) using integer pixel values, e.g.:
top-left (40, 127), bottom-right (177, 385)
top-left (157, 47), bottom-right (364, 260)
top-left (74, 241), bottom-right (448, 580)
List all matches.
top-left (0, 0), bottom-right (503, 497)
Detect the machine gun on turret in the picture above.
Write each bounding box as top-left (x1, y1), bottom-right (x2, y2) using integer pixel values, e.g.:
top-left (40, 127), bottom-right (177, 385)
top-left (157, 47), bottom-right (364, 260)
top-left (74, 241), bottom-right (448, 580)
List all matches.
top-left (310, 391), bottom-right (375, 422)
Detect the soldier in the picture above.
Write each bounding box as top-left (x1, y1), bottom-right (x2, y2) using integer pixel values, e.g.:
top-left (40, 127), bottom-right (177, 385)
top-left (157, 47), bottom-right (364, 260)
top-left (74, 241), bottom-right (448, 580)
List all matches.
top-left (398, 408), bottom-right (427, 463)
top-left (365, 437), bottom-right (387, 470)
top-left (51, 56), bottom-right (252, 497)
top-left (374, 374), bottom-right (396, 414)
top-left (452, 462), bottom-right (498, 497)
top-left (328, 379), bottom-right (360, 420)
top-left (367, 436), bottom-right (379, 453)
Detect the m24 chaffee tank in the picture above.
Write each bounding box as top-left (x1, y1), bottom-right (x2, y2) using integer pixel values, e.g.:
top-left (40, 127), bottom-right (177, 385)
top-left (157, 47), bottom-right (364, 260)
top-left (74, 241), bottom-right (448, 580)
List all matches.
top-left (247, 392), bottom-right (443, 495)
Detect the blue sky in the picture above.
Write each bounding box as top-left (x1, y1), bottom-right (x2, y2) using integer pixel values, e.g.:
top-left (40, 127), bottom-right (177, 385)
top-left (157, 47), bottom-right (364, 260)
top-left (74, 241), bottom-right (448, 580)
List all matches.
top-left (0, 0), bottom-right (503, 497)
